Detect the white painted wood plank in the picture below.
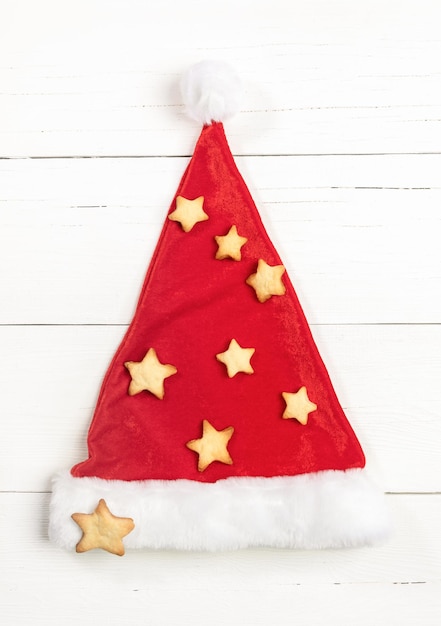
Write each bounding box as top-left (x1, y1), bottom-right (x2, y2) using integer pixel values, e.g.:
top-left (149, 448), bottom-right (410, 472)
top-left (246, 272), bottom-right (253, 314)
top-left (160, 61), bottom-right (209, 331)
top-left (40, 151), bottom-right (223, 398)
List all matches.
top-left (1, 1), bottom-right (440, 622)
top-left (3, 580), bottom-right (440, 626)
top-left (1, 493), bottom-right (440, 625)
top-left (1, 324), bottom-right (440, 493)
top-left (1, 155), bottom-right (440, 325)
top-left (1, 1), bottom-right (440, 156)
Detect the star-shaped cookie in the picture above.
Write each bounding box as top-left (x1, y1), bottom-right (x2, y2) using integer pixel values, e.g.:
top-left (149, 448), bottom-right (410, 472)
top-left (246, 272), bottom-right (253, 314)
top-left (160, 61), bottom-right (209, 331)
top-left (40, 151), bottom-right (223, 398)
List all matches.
top-left (214, 225), bottom-right (248, 261)
top-left (168, 195), bottom-right (208, 232)
top-left (216, 338), bottom-right (255, 377)
top-left (71, 499), bottom-right (135, 556)
top-left (186, 420), bottom-right (234, 472)
top-left (246, 258), bottom-right (286, 303)
top-left (282, 386), bottom-right (317, 425)
top-left (124, 347), bottom-right (177, 399)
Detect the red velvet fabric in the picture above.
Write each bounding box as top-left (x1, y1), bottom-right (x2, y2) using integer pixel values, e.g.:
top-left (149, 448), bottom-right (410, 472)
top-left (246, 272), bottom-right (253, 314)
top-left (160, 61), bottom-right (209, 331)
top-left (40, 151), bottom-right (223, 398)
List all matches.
top-left (72, 122), bottom-right (365, 483)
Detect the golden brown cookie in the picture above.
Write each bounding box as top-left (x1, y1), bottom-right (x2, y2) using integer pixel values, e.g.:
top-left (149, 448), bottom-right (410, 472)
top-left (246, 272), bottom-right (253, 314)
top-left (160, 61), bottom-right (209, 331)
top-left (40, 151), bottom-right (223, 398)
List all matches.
top-left (71, 499), bottom-right (135, 556)
top-left (246, 259), bottom-right (286, 302)
top-left (214, 225), bottom-right (248, 261)
top-left (216, 338), bottom-right (255, 377)
top-left (168, 195), bottom-right (208, 232)
top-left (282, 386), bottom-right (317, 425)
top-left (125, 347), bottom-right (177, 399)
top-left (186, 420), bottom-right (234, 472)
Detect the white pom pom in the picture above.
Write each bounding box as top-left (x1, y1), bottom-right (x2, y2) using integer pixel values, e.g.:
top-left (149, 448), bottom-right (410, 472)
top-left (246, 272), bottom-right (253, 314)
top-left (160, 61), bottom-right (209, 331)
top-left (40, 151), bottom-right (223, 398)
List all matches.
top-left (181, 60), bottom-right (242, 125)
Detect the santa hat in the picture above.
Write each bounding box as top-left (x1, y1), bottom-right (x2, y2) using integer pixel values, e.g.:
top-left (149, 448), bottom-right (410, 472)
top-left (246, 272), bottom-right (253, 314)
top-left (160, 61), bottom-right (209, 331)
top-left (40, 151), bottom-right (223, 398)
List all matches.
top-left (49, 61), bottom-right (390, 555)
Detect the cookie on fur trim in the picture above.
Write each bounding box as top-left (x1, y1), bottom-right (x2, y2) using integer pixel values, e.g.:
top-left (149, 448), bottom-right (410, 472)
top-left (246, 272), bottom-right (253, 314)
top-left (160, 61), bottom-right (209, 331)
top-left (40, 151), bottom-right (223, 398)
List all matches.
top-left (72, 499), bottom-right (134, 556)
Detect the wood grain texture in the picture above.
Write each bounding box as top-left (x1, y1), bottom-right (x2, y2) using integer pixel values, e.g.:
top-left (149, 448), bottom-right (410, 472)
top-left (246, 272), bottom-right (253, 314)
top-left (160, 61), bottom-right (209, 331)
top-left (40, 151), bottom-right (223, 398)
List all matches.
top-left (1, 155), bottom-right (440, 324)
top-left (1, 0), bottom-right (440, 624)
top-left (2, 493), bottom-right (441, 624)
top-left (1, 1), bottom-right (440, 157)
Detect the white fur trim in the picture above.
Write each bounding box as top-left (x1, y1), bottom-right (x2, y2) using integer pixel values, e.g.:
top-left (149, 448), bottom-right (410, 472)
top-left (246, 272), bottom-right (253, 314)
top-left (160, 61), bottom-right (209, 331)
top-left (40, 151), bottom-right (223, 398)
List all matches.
top-left (181, 60), bottom-right (242, 125)
top-left (49, 469), bottom-right (390, 551)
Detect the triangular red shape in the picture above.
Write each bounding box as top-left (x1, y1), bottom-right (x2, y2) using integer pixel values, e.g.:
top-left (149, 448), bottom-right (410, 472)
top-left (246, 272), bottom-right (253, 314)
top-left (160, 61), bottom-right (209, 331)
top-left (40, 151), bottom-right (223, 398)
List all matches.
top-left (72, 122), bottom-right (365, 483)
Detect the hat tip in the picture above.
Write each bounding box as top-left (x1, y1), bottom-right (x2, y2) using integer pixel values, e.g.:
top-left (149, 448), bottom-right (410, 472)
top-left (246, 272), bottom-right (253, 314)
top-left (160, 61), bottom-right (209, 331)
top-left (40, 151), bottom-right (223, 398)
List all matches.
top-left (181, 60), bottom-right (242, 126)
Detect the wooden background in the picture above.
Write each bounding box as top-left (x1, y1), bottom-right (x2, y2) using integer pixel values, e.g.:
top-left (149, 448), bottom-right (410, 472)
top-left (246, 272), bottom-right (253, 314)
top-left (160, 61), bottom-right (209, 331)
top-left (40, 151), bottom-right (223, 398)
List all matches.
top-left (1, 1), bottom-right (440, 623)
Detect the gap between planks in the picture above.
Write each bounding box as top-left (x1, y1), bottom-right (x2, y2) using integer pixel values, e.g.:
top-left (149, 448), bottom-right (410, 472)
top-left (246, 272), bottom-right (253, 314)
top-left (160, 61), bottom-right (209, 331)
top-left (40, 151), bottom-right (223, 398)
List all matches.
top-left (1, 491), bottom-right (440, 495)
top-left (1, 152), bottom-right (441, 160)
top-left (1, 323), bottom-right (440, 328)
